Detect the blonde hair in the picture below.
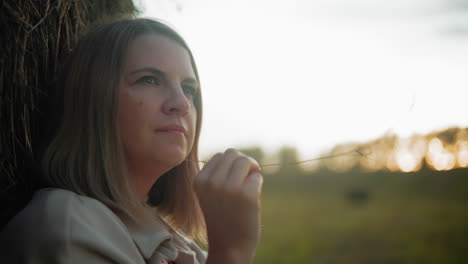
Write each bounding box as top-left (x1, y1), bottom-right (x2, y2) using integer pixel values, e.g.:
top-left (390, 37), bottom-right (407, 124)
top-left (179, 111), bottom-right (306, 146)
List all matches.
top-left (41, 18), bottom-right (205, 241)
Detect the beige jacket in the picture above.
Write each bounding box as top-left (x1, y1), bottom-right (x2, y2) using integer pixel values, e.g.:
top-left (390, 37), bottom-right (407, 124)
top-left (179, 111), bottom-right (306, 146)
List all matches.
top-left (0, 188), bottom-right (206, 264)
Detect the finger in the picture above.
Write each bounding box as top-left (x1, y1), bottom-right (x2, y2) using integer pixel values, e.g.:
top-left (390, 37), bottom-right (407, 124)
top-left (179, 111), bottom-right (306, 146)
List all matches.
top-left (242, 172), bottom-right (264, 203)
top-left (209, 148), bottom-right (242, 188)
top-left (196, 153), bottom-right (222, 183)
top-left (225, 156), bottom-right (260, 189)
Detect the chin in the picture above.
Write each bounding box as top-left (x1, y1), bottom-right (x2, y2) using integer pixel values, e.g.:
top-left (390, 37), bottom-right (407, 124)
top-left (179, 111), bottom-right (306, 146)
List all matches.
top-left (156, 150), bottom-right (188, 168)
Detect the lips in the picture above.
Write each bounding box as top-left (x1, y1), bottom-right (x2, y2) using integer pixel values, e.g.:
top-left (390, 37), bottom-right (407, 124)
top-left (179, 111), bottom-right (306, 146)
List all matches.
top-left (155, 124), bottom-right (187, 135)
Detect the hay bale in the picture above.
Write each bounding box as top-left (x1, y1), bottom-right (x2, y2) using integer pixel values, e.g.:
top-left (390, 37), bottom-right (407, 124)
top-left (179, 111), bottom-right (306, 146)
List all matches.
top-left (0, 0), bottom-right (138, 228)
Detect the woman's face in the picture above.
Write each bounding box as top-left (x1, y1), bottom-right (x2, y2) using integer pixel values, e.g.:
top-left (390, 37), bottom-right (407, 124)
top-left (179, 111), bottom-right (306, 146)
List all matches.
top-left (118, 34), bottom-right (198, 176)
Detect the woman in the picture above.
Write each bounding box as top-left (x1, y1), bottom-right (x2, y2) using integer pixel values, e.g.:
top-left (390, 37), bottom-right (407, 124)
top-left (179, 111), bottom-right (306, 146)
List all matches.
top-left (0, 18), bottom-right (263, 264)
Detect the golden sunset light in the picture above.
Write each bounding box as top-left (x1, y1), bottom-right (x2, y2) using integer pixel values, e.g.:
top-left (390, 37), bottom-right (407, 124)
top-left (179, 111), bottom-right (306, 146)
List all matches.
top-left (396, 150), bottom-right (420, 172)
top-left (456, 141), bottom-right (468, 167)
top-left (427, 138), bottom-right (456, 171)
top-left (304, 128), bottom-right (468, 173)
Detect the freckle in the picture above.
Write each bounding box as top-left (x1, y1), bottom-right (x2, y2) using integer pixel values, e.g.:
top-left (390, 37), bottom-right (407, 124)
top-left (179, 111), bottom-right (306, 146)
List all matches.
top-left (139, 101), bottom-right (143, 106)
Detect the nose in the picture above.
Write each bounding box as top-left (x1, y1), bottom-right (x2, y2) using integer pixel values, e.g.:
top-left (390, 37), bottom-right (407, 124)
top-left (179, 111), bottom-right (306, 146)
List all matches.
top-left (162, 85), bottom-right (190, 116)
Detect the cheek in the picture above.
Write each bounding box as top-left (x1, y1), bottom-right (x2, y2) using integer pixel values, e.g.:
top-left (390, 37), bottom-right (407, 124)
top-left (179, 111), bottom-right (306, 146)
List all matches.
top-left (119, 93), bottom-right (135, 122)
top-left (118, 92), bottom-right (148, 140)
top-left (187, 101), bottom-right (196, 122)
top-left (188, 108), bottom-right (198, 142)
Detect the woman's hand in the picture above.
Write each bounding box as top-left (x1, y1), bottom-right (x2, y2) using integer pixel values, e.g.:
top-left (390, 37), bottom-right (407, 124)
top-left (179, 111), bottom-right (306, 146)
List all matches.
top-left (194, 148), bottom-right (263, 264)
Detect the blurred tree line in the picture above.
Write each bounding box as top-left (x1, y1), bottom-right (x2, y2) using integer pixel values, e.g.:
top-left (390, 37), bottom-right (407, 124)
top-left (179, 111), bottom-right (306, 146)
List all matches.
top-left (237, 126), bottom-right (468, 176)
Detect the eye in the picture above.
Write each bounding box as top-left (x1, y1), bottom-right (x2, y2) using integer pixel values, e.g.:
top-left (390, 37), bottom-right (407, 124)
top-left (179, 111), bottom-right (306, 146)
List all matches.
top-left (182, 85), bottom-right (198, 98)
top-left (137, 76), bottom-right (160, 86)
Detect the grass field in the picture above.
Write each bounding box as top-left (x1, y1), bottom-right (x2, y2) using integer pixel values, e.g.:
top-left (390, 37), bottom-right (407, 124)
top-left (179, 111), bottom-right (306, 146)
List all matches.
top-left (255, 168), bottom-right (468, 264)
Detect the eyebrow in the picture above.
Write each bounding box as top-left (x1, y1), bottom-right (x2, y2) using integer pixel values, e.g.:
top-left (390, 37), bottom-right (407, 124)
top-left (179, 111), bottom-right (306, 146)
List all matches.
top-left (129, 67), bottom-right (164, 76)
top-left (129, 67), bottom-right (198, 86)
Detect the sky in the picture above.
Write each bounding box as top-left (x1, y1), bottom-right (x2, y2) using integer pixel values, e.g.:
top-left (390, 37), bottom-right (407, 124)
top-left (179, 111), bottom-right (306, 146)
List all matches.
top-left (135, 0), bottom-right (468, 159)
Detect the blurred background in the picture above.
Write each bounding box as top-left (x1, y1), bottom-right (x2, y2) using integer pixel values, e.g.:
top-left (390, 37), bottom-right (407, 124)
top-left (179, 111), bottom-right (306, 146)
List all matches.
top-left (2, 0), bottom-right (466, 263)
top-left (133, 0), bottom-right (468, 263)
top-left (135, 0), bottom-right (468, 263)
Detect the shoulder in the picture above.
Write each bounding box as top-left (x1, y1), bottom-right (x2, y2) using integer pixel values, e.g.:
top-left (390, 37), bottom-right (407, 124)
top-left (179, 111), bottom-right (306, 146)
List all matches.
top-left (0, 188), bottom-right (143, 263)
top-left (1, 188), bottom-right (125, 241)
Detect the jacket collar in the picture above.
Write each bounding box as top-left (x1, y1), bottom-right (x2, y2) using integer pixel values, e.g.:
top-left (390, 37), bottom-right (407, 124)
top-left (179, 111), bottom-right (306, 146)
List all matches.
top-left (123, 213), bottom-right (200, 264)
top-left (126, 215), bottom-right (176, 260)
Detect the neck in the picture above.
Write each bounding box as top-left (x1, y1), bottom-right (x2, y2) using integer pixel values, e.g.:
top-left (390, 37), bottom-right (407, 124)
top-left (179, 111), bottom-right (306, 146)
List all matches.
top-left (127, 160), bottom-right (171, 201)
